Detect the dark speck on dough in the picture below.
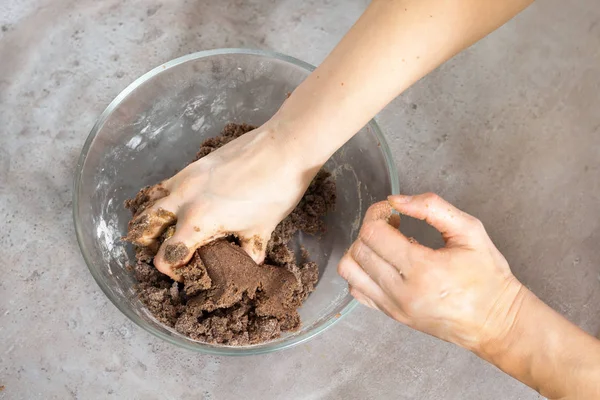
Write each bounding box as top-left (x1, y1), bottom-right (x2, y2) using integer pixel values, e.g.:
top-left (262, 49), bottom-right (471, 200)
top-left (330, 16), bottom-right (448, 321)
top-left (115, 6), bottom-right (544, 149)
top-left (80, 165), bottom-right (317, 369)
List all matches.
top-left (125, 123), bottom-right (336, 345)
top-left (164, 242), bottom-right (189, 264)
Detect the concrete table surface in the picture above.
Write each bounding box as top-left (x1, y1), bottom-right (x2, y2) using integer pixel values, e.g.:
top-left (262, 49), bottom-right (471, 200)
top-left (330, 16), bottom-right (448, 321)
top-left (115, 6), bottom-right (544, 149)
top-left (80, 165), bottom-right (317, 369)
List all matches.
top-left (1, 0), bottom-right (599, 398)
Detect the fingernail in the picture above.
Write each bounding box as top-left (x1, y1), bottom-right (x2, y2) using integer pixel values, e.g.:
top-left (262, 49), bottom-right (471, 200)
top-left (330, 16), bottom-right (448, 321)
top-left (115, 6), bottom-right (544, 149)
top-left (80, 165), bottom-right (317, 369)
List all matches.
top-left (388, 194), bottom-right (412, 203)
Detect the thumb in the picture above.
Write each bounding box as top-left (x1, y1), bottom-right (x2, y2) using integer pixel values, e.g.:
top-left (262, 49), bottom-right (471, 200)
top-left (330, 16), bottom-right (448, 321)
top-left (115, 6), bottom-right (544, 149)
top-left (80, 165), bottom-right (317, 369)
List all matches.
top-left (388, 193), bottom-right (485, 246)
top-left (239, 230), bottom-right (271, 265)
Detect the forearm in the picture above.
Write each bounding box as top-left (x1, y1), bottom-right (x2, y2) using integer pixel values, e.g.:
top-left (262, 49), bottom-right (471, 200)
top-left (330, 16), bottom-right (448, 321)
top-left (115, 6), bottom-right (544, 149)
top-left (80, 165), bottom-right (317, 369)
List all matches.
top-left (478, 287), bottom-right (600, 399)
top-left (270, 0), bottom-right (534, 167)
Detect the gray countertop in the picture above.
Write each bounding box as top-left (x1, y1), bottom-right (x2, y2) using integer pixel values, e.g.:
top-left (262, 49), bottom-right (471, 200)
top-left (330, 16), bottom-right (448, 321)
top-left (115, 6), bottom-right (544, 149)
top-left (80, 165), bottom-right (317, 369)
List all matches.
top-left (1, 0), bottom-right (598, 398)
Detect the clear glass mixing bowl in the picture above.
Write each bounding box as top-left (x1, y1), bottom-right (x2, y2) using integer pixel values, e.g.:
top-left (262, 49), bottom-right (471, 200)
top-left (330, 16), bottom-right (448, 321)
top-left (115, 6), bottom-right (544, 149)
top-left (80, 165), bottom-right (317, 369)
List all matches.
top-left (73, 49), bottom-right (398, 355)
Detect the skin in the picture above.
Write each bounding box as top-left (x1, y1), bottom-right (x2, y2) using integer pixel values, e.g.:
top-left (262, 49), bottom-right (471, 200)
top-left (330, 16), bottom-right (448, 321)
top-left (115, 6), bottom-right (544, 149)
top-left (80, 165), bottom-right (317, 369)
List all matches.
top-left (129, 0), bottom-right (600, 397)
top-left (341, 195), bottom-right (600, 399)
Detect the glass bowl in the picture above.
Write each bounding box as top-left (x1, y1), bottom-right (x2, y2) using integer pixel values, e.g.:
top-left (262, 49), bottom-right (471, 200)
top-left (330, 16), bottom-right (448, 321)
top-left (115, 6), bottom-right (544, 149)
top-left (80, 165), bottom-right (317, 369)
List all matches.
top-left (73, 48), bottom-right (398, 355)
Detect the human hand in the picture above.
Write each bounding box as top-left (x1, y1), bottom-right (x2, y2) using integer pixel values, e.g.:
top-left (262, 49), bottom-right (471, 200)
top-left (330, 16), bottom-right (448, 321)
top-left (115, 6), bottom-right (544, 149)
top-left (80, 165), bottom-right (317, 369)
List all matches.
top-left (338, 193), bottom-right (525, 352)
top-left (125, 122), bottom-right (319, 281)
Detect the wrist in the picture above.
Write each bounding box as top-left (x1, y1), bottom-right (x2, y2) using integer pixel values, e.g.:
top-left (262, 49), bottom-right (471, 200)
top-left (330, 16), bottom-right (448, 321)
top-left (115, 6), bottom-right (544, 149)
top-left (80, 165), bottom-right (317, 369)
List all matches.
top-left (474, 277), bottom-right (532, 361)
top-left (473, 279), bottom-right (600, 399)
top-left (254, 119), bottom-right (324, 189)
top-left (264, 110), bottom-right (332, 171)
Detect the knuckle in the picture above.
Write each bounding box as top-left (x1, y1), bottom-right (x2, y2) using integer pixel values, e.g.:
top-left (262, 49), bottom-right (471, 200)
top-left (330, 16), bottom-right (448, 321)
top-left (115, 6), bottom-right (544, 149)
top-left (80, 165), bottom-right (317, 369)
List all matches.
top-left (473, 217), bottom-right (485, 230)
top-left (174, 175), bottom-right (202, 199)
top-left (337, 257), bottom-right (351, 280)
top-left (465, 215), bottom-right (485, 232)
top-left (350, 240), bottom-right (365, 261)
top-left (401, 302), bottom-right (416, 319)
top-left (424, 192), bottom-right (441, 203)
top-left (183, 204), bottom-right (209, 224)
top-left (348, 286), bottom-right (360, 298)
top-left (359, 221), bottom-right (378, 243)
top-left (363, 297), bottom-right (380, 310)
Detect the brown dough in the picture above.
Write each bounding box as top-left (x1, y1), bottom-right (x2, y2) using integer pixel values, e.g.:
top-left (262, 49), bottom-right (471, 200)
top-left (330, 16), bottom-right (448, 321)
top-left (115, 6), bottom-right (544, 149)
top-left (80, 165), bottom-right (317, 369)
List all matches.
top-left (125, 123), bottom-right (336, 345)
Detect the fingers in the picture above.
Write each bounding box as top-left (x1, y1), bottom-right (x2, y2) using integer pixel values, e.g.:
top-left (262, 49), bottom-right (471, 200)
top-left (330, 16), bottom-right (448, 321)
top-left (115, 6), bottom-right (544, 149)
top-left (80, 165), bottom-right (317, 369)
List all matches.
top-left (340, 253), bottom-right (407, 323)
top-left (125, 197), bottom-right (178, 247)
top-left (361, 200), bottom-right (403, 230)
top-left (239, 231), bottom-right (271, 264)
top-left (349, 238), bottom-right (404, 291)
top-left (338, 252), bottom-right (387, 305)
top-left (388, 193), bottom-right (485, 246)
top-left (153, 218), bottom-right (225, 281)
top-left (348, 285), bottom-right (380, 310)
top-left (341, 201), bottom-right (409, 299)
top-left (359, 200), bottom-right (422, 272)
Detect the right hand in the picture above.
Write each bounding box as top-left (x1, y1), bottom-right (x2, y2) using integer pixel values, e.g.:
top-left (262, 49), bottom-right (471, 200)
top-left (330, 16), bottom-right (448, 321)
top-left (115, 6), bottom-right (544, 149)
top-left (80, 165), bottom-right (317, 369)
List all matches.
top-left (338, 193), bottom-right (526, 353)
top-left (126, 122), bottom-right (319, 281)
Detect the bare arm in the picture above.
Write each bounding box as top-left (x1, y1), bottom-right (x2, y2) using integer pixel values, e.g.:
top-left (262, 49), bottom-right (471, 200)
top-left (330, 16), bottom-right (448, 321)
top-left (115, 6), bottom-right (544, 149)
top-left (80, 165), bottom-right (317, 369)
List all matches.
top-left (273, 0), bottom-right (534, 169)
top-left (479, 287), bottom-right (600, 399)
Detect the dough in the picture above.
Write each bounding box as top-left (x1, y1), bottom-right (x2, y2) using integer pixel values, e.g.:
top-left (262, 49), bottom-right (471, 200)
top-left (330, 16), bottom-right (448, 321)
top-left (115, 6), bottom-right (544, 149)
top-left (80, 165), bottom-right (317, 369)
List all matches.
top-left (125, 123), bottom-right (336, 345)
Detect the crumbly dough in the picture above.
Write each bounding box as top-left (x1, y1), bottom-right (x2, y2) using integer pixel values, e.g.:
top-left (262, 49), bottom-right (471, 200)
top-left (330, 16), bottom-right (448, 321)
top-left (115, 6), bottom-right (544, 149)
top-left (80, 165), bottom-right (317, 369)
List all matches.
top-left (125, 123), bottom-right (336, 345)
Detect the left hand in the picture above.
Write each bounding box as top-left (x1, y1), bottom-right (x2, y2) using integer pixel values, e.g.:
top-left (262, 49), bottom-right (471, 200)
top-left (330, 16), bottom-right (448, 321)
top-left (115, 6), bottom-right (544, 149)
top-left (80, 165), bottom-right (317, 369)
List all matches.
top-left (338, 193), bottom-right (524, 352)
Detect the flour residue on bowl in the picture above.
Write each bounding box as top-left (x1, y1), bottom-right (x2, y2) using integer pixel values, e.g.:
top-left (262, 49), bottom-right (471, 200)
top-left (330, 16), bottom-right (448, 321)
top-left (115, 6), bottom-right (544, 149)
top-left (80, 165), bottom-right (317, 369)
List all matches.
top-left (94, 206), bottom-right (126, 276)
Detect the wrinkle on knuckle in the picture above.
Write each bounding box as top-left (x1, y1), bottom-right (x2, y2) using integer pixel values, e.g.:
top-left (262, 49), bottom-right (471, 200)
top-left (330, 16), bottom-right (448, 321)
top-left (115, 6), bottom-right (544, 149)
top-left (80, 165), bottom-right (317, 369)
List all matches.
top-left (337, 257), bottom-right (351, 280)
top-left (350, 240), bottom-right (366, 262)
top-left (364, 297), bottom-right (380, 310)
top-left (359, 221), bottom-right (377, 244)
top-left (349, 286), bottom-right (360, 298)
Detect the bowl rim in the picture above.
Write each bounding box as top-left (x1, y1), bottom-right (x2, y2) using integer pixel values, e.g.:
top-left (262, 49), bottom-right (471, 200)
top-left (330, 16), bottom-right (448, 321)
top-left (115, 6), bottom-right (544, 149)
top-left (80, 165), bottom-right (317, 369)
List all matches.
top-left (73, 48), bottom-right (399, 356)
